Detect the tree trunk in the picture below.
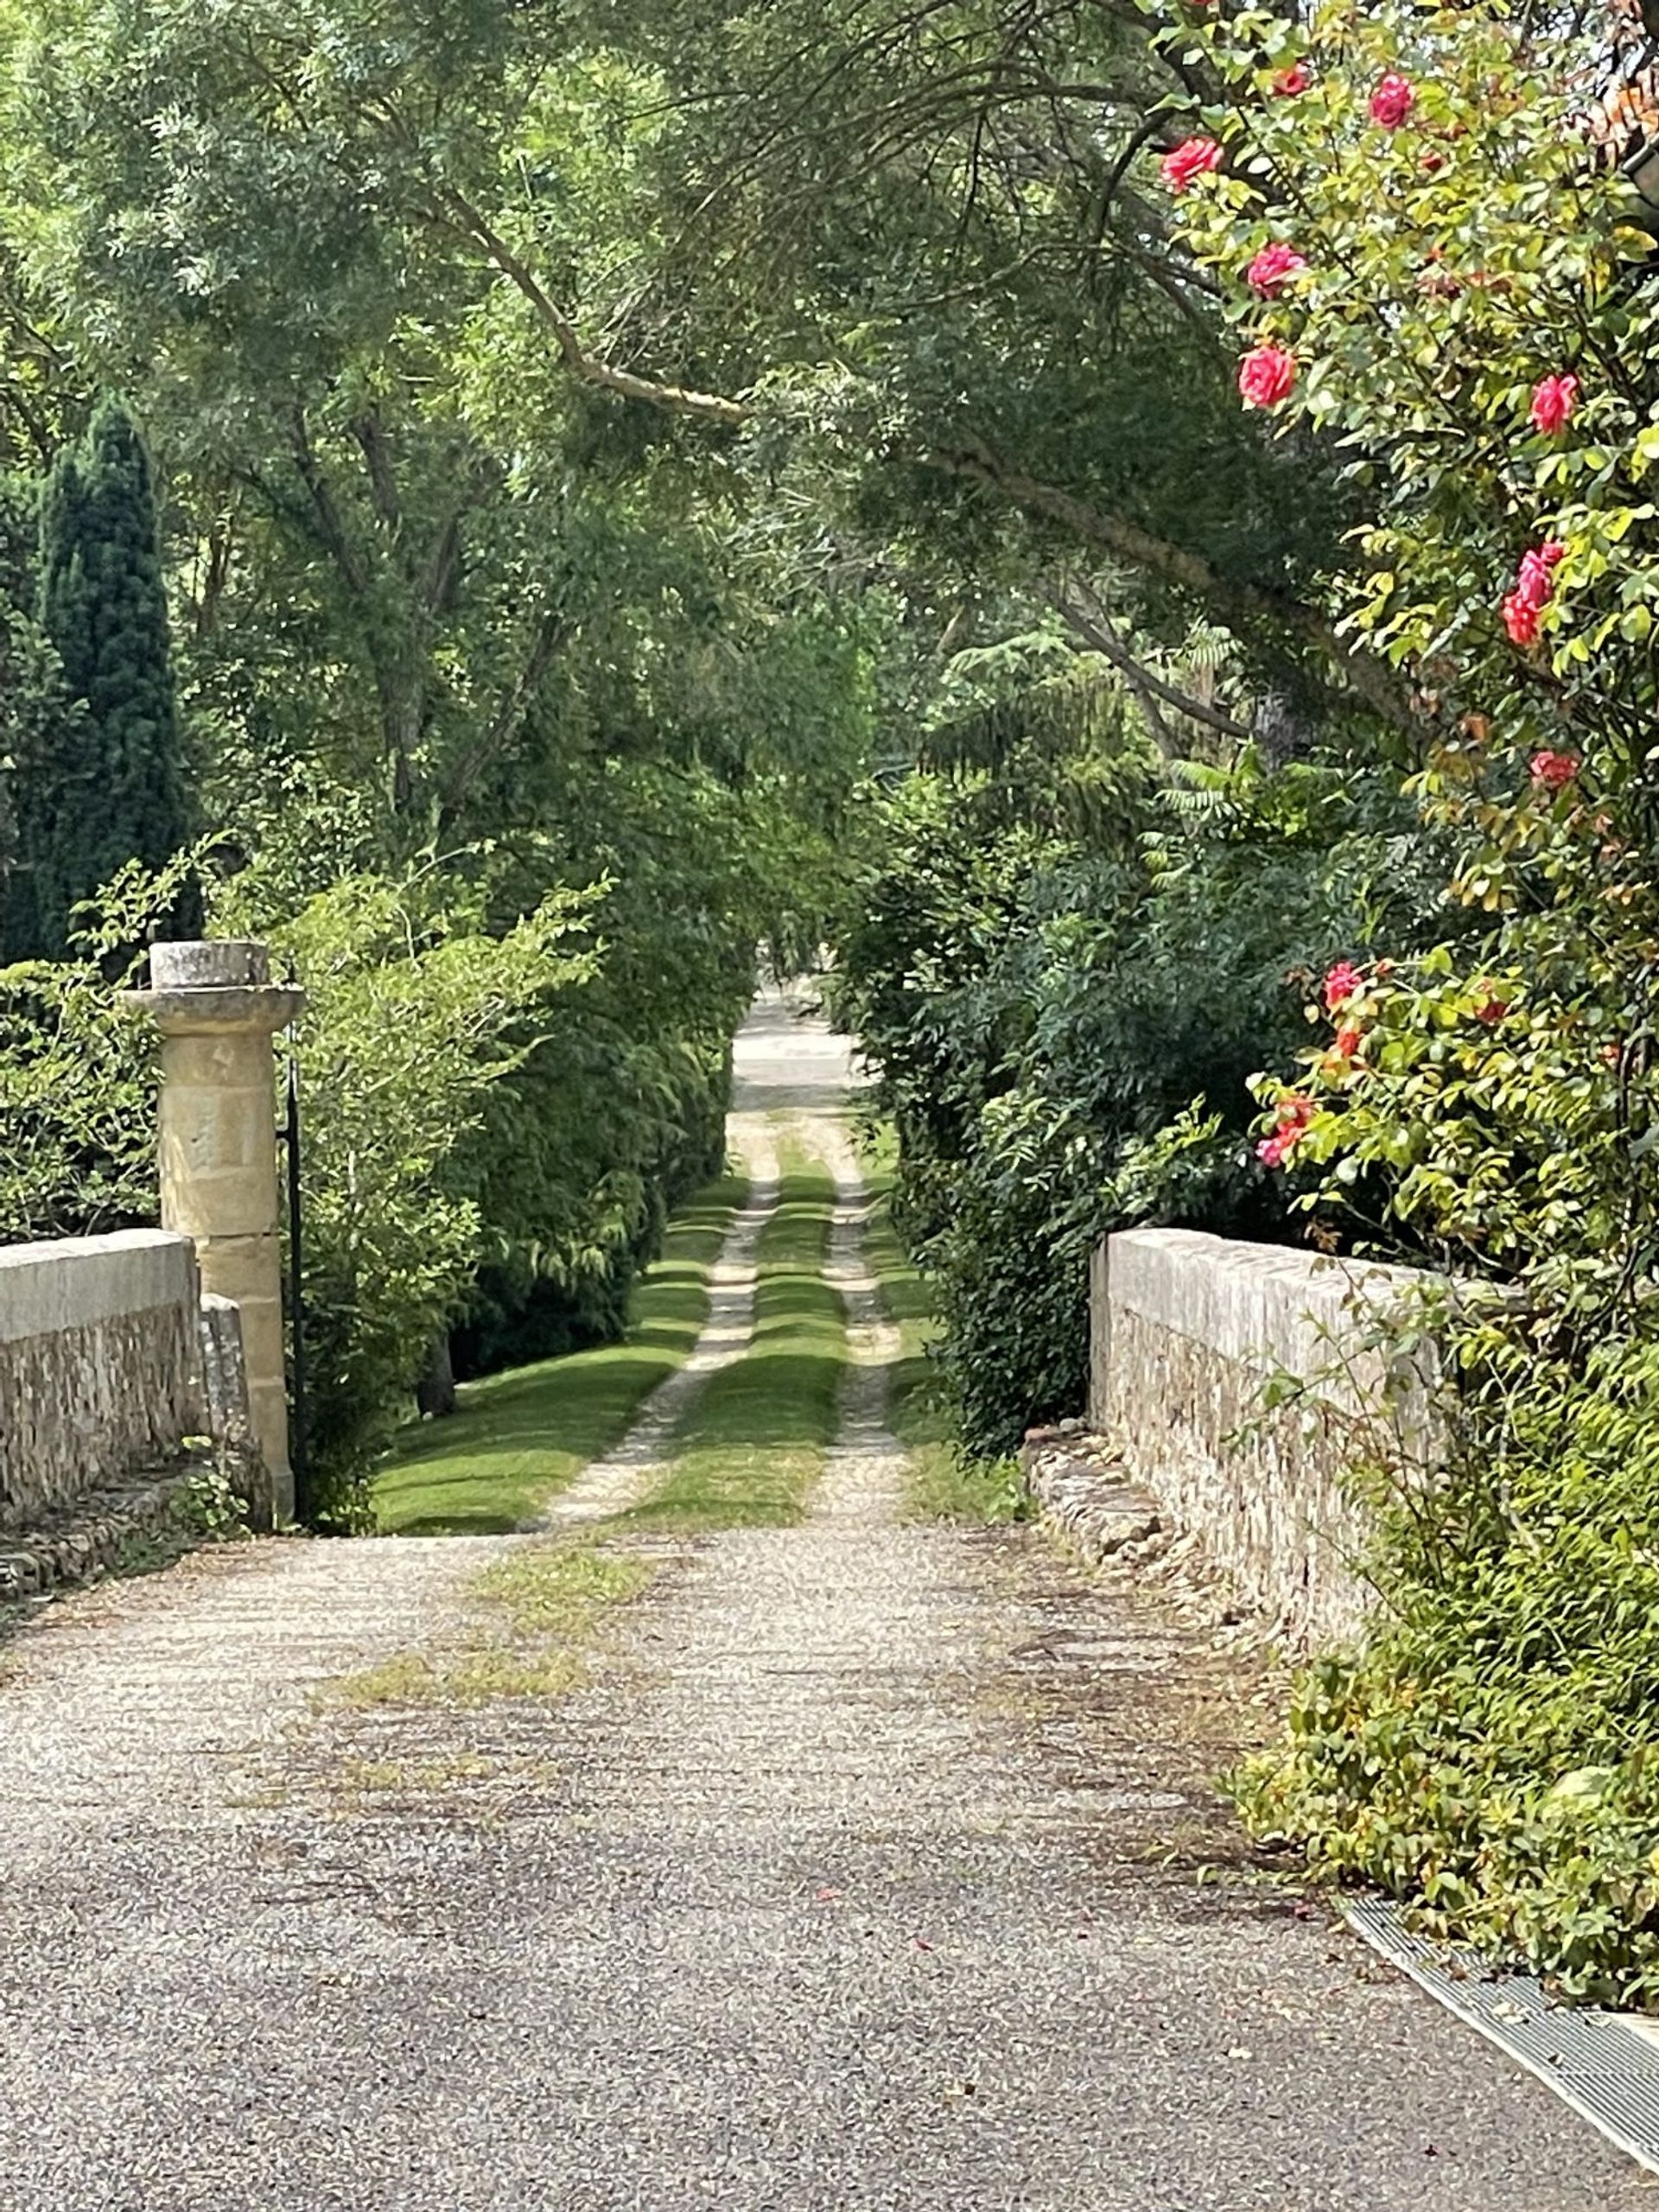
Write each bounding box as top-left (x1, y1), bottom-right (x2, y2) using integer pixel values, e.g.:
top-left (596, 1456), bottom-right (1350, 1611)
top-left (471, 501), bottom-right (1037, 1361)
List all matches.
top-left (416, 1330), bottom-right (457, 1420)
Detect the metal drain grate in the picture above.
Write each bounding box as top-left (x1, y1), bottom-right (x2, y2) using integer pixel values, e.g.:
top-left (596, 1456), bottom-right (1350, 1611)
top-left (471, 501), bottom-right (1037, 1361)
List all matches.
top-left (1345, 1896), bottom-right (1659, 2175)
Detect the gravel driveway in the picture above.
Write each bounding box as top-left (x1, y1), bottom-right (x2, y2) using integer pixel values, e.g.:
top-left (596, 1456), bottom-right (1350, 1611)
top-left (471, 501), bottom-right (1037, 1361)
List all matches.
top-left (0, 993), bottom-right (1646, 2211)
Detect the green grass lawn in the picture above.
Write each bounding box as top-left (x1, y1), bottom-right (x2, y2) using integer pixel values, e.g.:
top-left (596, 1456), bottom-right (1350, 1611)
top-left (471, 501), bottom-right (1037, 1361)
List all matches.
top-left (626, 1137), bottom-right (847, 1530)
top-left (373, 1175), bottom-right (746, 1535)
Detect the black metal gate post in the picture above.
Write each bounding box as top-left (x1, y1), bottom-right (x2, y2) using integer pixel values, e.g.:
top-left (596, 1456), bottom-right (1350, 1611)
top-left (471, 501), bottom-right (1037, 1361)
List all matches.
top-left (282, 1008), bottom-right (310, 1526)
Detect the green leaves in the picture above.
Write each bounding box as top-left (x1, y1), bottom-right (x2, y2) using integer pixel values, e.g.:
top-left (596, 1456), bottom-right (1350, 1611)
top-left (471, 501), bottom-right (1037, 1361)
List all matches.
top-left (1154, 0), bottom-right (1659, 2001)
top-left (834, 692), bottom-right (1440, 1455)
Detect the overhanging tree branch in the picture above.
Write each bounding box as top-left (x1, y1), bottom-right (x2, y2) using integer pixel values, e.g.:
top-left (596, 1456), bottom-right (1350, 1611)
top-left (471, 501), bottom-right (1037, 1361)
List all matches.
top-left (1042, 580), bottom-right (1256, 747)
top-left (409, 171), bottom-right (1417, 732)
top-left (924, 444), bottom-right (1418, 733)
top-left (429, 183), bottom-right (747, 428)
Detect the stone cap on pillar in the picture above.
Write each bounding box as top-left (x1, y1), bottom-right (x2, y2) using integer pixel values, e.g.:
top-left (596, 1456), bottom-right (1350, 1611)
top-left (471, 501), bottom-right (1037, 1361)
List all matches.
top-left (119, 938), bottom-right (305, 1036)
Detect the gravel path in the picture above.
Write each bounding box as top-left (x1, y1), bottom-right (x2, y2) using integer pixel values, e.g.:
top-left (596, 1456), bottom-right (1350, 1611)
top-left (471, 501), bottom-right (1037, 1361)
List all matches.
top-left (535, 1144), bottom-right (779, 1530)
top-left (0, 994), bottom-right (1649, 2209)
top-left (537, 988), bottom-right (824, 1529)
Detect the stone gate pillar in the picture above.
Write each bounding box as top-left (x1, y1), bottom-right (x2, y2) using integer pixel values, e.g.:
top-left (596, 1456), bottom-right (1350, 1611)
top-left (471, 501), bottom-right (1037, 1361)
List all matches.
top-left (124, 942), bottom-right (305, 1524)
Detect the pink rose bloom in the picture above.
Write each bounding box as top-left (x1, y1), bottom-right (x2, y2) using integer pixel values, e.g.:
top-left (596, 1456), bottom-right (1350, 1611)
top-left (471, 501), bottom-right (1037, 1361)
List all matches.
top-left (1370, 74), bottom-right (1416, 129)
top-left (1161, 137), bottom-right (1222, 193)
top-left (1529, 374), bottom-right (1580, 435)
top-left (1247, 243), bottom-right (1308, 298)
top-left (1272, 64), bottom-right (1312, 98)
top-left (1258, 1096), bottom-right (1316, 1169)
top-left (1503, 592), bottom-right (1541, 646)
top-left (1529, 750), bottom-right (1580, 792)
top-left (1237, 342), bottom-right (1298, 409)
top-left (1516, 544), bottom-right (1563, 605)
top-left (1504, 541), bottom-right (1566, 642)
top-left (1323, 961), bottom-right (1363, 1012)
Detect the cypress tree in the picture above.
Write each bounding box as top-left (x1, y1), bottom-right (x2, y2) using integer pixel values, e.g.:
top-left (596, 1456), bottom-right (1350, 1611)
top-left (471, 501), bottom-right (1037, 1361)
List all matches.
top-left (13, 397), bottom-right (193, 957)
top-left (0, 474), bottom-right (76, 963)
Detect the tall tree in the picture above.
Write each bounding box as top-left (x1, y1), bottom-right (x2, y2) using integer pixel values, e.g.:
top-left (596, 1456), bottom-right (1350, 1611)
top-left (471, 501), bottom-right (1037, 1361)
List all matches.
top-left (14, 396), bottom-right (192, 956)
top-left (0, 467), bottom-right (77, 961)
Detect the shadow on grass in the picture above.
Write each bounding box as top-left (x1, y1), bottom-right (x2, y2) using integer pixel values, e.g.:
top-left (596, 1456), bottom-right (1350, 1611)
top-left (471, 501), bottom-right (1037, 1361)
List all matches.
top-left (856, 1144), bottom-right (1020, 1521)
top-left (373, 1176), bottom-right (745, 1536)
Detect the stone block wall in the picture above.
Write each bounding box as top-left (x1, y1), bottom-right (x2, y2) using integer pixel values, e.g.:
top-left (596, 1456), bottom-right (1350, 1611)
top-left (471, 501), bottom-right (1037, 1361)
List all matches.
top-left (1090, 1228), bottom-right (1436, 1649)
top-left (0, 1230), bottom-right (204, 1529)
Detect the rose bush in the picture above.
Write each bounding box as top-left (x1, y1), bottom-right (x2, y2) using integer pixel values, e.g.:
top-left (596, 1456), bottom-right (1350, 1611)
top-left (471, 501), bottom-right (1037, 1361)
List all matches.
top-left (1165, 0), bottom-right (1659, 2003)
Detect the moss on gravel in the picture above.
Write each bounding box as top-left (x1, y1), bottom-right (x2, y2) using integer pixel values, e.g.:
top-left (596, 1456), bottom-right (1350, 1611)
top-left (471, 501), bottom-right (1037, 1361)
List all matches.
top-left (318, 1539), bottom-right (653, 1711)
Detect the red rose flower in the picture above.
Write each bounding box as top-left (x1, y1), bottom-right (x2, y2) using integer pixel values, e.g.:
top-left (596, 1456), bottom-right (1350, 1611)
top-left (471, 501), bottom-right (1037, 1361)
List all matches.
top-left (1503, 541), bottom-right (1566, 643)
top-left (1259, 1096), bottom-right (1317, 1169)
top-left (1471, 988), bottom-right (1509, 1026)
top-left (1503, 592), bottom-right (1540, 646)
top-left (1238, 342), bottom-right (1298, 410)
top-left (1529, 749), bottom-right (1580, 792)
top-left (1370, 74), bottom-right (1416, 129)
top-left (1271, 63), bottom-right (1312, 97)
top-left (1529, 374), bottom-right (1580, 435)
top-left (1332, 1024), bottom-right (1364, 1058)
top-left (1247, 243), bottom-right (1308, 298)
top-left (1323, 961), bottom-right (1363, 1012)
top-left (1161, 137), bottom-right (1222, 193)
top-left (1516, 541), bottom-right (1567, 607)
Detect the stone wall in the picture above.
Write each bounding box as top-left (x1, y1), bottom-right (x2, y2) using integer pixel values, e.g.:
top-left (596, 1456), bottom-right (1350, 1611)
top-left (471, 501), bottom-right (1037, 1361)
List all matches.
top-left (1090, 1228), bottom-right (1436, 1649)
top-left (0, 1230), bottom-right (205, 1529)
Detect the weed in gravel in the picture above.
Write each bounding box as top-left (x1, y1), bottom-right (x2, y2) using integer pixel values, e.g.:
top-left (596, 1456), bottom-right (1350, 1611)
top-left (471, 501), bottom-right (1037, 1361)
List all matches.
top-left (318, 1539), bottom-right (653, 1710)
top-left (473, 1543), bottom-right (651, 1634)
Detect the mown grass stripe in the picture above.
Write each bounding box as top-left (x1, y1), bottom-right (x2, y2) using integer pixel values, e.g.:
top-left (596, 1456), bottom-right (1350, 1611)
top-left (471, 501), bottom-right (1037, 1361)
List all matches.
top-left (626, 1135), bottom-right (845, 1530)
top-left (373, 1174), bottom-right (747, 1536)
top-left (861, 1128), bottom-right (1023, 1522)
